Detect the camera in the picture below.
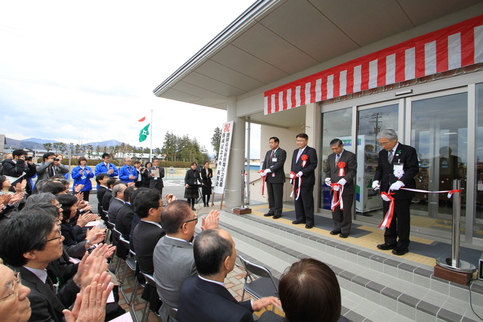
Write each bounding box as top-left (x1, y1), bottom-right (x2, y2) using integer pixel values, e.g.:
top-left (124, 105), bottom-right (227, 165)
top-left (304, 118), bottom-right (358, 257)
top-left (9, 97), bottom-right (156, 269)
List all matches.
top-left (26, 156), bottom-right (33, 161)
top-left (53, 157), bottom-right (60, 162)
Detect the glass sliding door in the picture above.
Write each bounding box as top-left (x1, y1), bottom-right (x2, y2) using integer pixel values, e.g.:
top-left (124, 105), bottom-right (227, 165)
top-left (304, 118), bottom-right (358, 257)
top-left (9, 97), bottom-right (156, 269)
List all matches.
top-left (320, 108), bottom-right (352, 209)
top-left (410, 91), bottom-right (467, 235)
top-left (475, 83), bottom-right (483, 239)
top-left (356, 103), bottom-right (399, 222)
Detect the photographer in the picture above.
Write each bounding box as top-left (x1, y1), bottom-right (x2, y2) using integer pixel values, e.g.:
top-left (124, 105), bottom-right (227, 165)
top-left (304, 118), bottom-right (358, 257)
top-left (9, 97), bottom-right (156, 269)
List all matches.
top-left (1, 149), bottom-right (37, 194)
top-left (36, 152), bottom-right (70, 181)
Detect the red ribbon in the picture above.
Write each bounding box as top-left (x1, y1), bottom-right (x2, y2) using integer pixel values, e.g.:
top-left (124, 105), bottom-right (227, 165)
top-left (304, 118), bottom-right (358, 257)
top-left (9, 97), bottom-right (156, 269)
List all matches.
top-left (330, 183), bottom-right (344, 211)
top-left (378, 191), bottom-right (395, 229)
top-left (289, 171), bottom-right (302, 200)
top-left (259, 171), bottom-right (266, 198)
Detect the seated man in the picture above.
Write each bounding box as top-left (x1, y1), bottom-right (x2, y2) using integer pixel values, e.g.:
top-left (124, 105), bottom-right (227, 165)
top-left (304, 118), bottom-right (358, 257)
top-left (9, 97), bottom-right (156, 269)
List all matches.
top-left (115, 186), bottom-right (136, 241)
top-left (0, 209), bottom-right (112, 322)
top-left (258, 258), bottom-right (345, 322)
top-left (153, 200), bottom-right (219, 319)
top-left (101, 177), bottom-right (118, 213)
top-left (131, 188), bottom-right (165, 313)
top-left (107, 182), bottom-right (126, 223)
top-left (96, 173), bottom-right (109, 214)
top-left (177, 229), bottom-right (280, 322)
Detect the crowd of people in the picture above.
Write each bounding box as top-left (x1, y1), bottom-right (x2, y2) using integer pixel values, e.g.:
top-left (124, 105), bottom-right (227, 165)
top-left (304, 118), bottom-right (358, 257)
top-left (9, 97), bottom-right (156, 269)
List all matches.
top-left (0, 149), bottom-right (346, 322)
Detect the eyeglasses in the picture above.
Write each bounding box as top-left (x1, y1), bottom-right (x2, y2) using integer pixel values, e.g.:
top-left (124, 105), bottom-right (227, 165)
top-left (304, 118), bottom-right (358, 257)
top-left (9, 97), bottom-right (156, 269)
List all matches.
top-left (46, 229), bottom-right (62, 243)
top-left (180, 215), bottom-right (198, 228)
top-left (378, 140), bottom-right (393, 146)
top-left (0, 272), bottom-right (21, 302)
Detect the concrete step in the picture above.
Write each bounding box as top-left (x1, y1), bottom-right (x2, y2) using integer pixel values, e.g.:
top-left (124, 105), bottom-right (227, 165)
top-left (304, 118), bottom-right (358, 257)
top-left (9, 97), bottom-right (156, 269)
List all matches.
top-left (217, 211), bottom-right (483, 322)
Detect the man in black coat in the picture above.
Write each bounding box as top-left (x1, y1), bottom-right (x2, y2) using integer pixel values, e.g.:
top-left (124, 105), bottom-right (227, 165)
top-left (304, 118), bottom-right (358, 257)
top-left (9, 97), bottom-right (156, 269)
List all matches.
top-left (2, 149), bottom-right (37, 194)
top-left (132, 188), bottom-right (166, 314)
top-left (290, 133), bottom-right (318, 229)
top-left (261, 137), bottom-right (286, 219)
top-left (176, 229), bottom-right (280, 322)
top-left (149, 158), bottom-right (165, 195)
top-left (107, 182), bottom-right (126, 223)
top-left (373, 129), bottom-right (419, 256)
top-left (325, 139), bottom-right (357, 238)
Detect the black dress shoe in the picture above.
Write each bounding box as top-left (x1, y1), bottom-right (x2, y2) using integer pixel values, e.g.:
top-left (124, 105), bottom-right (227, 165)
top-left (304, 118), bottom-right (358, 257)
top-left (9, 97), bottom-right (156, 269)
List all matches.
top-left (330, 230), bottom-right (341, 235)
top-left (273, 214), bottom-right (281, 219)
top-left (377, 243), bottom-right (396, 250)
top-left (392, 248), bottom-right (409, 256)
top-left (292, 220), bottom-right (306, 225)
top-left (339, 234), bottom-right (349, 238)
top-left (264, 213), bottom-right (274, 217)
top-left (305, 224), bottom-right (313, 229)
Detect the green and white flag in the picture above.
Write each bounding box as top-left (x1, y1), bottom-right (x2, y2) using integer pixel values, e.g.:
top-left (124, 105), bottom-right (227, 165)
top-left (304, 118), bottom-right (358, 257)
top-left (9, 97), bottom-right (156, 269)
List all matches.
top-left (139, 123), bottom-right (150, 142)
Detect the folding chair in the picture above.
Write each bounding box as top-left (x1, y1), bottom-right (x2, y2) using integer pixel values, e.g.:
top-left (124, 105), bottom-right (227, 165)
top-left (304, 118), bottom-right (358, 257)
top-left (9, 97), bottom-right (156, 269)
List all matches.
top-left (238, 255), bottom-right (279, 303)
top-left (118, 236), bottom-right (137, 304)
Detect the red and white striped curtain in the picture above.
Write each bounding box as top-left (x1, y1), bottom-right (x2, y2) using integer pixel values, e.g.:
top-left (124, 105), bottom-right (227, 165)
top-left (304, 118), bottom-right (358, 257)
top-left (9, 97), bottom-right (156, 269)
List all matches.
top-left (264, 15), bottom-right (483, 115)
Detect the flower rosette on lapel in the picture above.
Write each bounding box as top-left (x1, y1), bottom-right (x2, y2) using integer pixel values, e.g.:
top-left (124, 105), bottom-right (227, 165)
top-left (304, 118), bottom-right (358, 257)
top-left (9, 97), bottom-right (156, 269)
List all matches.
top-left (301, 154), bottom-right (308, 167)
top-left (337, 161), bottom-right (346, 176)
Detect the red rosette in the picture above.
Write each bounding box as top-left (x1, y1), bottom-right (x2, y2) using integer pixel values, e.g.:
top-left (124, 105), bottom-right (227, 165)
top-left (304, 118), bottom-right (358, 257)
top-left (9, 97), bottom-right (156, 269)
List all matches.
top-left (337, 161), bottom-right (346, 176)
top-left (301, 154), bottom-right (308, 167)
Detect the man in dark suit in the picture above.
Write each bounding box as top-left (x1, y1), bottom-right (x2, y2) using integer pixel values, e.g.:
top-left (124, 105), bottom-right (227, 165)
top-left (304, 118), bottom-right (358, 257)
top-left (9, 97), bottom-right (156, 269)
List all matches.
top-left (0, 210), bottom-right (110, 322)
top-left (131, 188), bottom-right (165, 314)
top-left (290, 133), bottom-right (318, 229)
top-left (116, 186), bottom-right (136, 241)
top-left (177, 229), bottom-right (280, 322)
top-left (261, 137), bottom-right (287, 219)
top-left (373, 129), bottom-right (419, 256)
top-left (149, 158), bottom-right (165, 195)
top-left (325, 139), bottom-right (357, 238)
top-left (96, 173), bottom-right (109, 214)
top-left (107, 182), bottom-right (126, 223)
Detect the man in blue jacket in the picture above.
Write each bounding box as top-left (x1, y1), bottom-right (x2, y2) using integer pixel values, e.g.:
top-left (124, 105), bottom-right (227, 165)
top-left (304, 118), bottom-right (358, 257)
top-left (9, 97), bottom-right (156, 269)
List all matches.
top-left (95, 153), bottom-right (118, 177)
top-left (119, 157), bottom-right (136, 183)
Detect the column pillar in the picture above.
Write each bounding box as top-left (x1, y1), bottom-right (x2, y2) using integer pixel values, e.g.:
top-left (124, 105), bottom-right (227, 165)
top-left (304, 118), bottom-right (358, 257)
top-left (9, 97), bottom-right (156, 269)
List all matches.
top-left (305, 103), bottom-right (321, 209)
top-left (225, 97), bottom-right (246, 208)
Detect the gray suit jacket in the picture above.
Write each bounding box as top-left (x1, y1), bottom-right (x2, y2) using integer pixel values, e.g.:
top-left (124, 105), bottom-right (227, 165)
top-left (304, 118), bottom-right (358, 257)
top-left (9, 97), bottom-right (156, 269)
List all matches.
top-left (153, 236), bottom-right (196, 309)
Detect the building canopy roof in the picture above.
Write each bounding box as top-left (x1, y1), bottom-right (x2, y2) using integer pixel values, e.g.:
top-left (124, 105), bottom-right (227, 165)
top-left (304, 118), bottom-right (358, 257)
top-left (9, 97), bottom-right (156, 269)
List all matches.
top-left (153, 0), bottom-right (482, 126)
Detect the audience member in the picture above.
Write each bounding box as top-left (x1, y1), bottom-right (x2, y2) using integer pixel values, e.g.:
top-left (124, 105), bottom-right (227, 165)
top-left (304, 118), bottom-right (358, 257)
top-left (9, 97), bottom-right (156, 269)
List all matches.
top-left (141, 161), bottom-right (152, 187)
top-left (0, 210), bottom-right (112, 322)
top-left (153, 200), bottom-right (219, 319)
top-left (259, 258), bottom-right (343, 322)
top-left (55, 154), bottom-right (69, 180)
top-left (71, 156), bottom-right (94, 201)
top-left (107, 182), bottom-right (126, 223)
top-left (115, 186), bottom-right (136, 240)
top-left (95, 153), bottom-right (118, 177)
top-left (184, 162), bottom-right (202, 210)
top-left (0, 263), bottom-right (32, 322)
top-left (119, 157), bottom-right (136, 184)
top-left (36, 152), bottom-right (69, 181)
top-left (177, 229), bottom-right (280, 322)
top-left (101, 177), bottom-right (118, 213)
top-left (1, 149), bottom-right (37, 194)
top-left (131, 188), bottom-right (165, 313)
top-left (149, 158), bottom-right (164, 195)
top-left (133, 161), bottom-right (143, 187)
top-left (58, 194), bottom-right (104, 259)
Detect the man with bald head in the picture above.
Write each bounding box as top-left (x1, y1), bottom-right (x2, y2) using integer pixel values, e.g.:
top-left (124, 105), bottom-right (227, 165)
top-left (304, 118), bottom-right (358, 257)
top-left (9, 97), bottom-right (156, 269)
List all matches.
top-left (177, 229), bottom-right (280, 322)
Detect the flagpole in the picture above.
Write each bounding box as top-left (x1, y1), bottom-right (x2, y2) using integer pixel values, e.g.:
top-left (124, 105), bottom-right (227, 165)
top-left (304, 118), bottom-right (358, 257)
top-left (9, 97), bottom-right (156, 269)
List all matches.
top-left (150, 109), bottom-right (153, 161)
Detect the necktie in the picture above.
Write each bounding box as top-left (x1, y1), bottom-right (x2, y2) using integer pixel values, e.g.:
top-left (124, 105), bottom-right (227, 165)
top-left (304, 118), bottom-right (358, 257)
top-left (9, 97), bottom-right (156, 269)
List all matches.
top-left (270, 150), bottom-right (274, 162)
top-left (296, 149), bottom-right (303, 162)
top-left (335, 154), bottom-right (340, 165)
top-left (388, 150), bottom-right (394, 164)
top-left (46, 276), bottom-right (57, 294)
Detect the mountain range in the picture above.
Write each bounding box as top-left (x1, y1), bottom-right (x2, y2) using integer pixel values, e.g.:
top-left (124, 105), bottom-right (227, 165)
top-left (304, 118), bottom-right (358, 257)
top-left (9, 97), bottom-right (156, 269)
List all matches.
top-left (5, 137), bottom-right (125, 150)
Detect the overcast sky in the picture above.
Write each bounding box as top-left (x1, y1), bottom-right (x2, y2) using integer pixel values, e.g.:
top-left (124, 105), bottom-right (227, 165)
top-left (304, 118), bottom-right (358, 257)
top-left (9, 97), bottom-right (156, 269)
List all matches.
top-left (0, 0), bottom-right (260, 157)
